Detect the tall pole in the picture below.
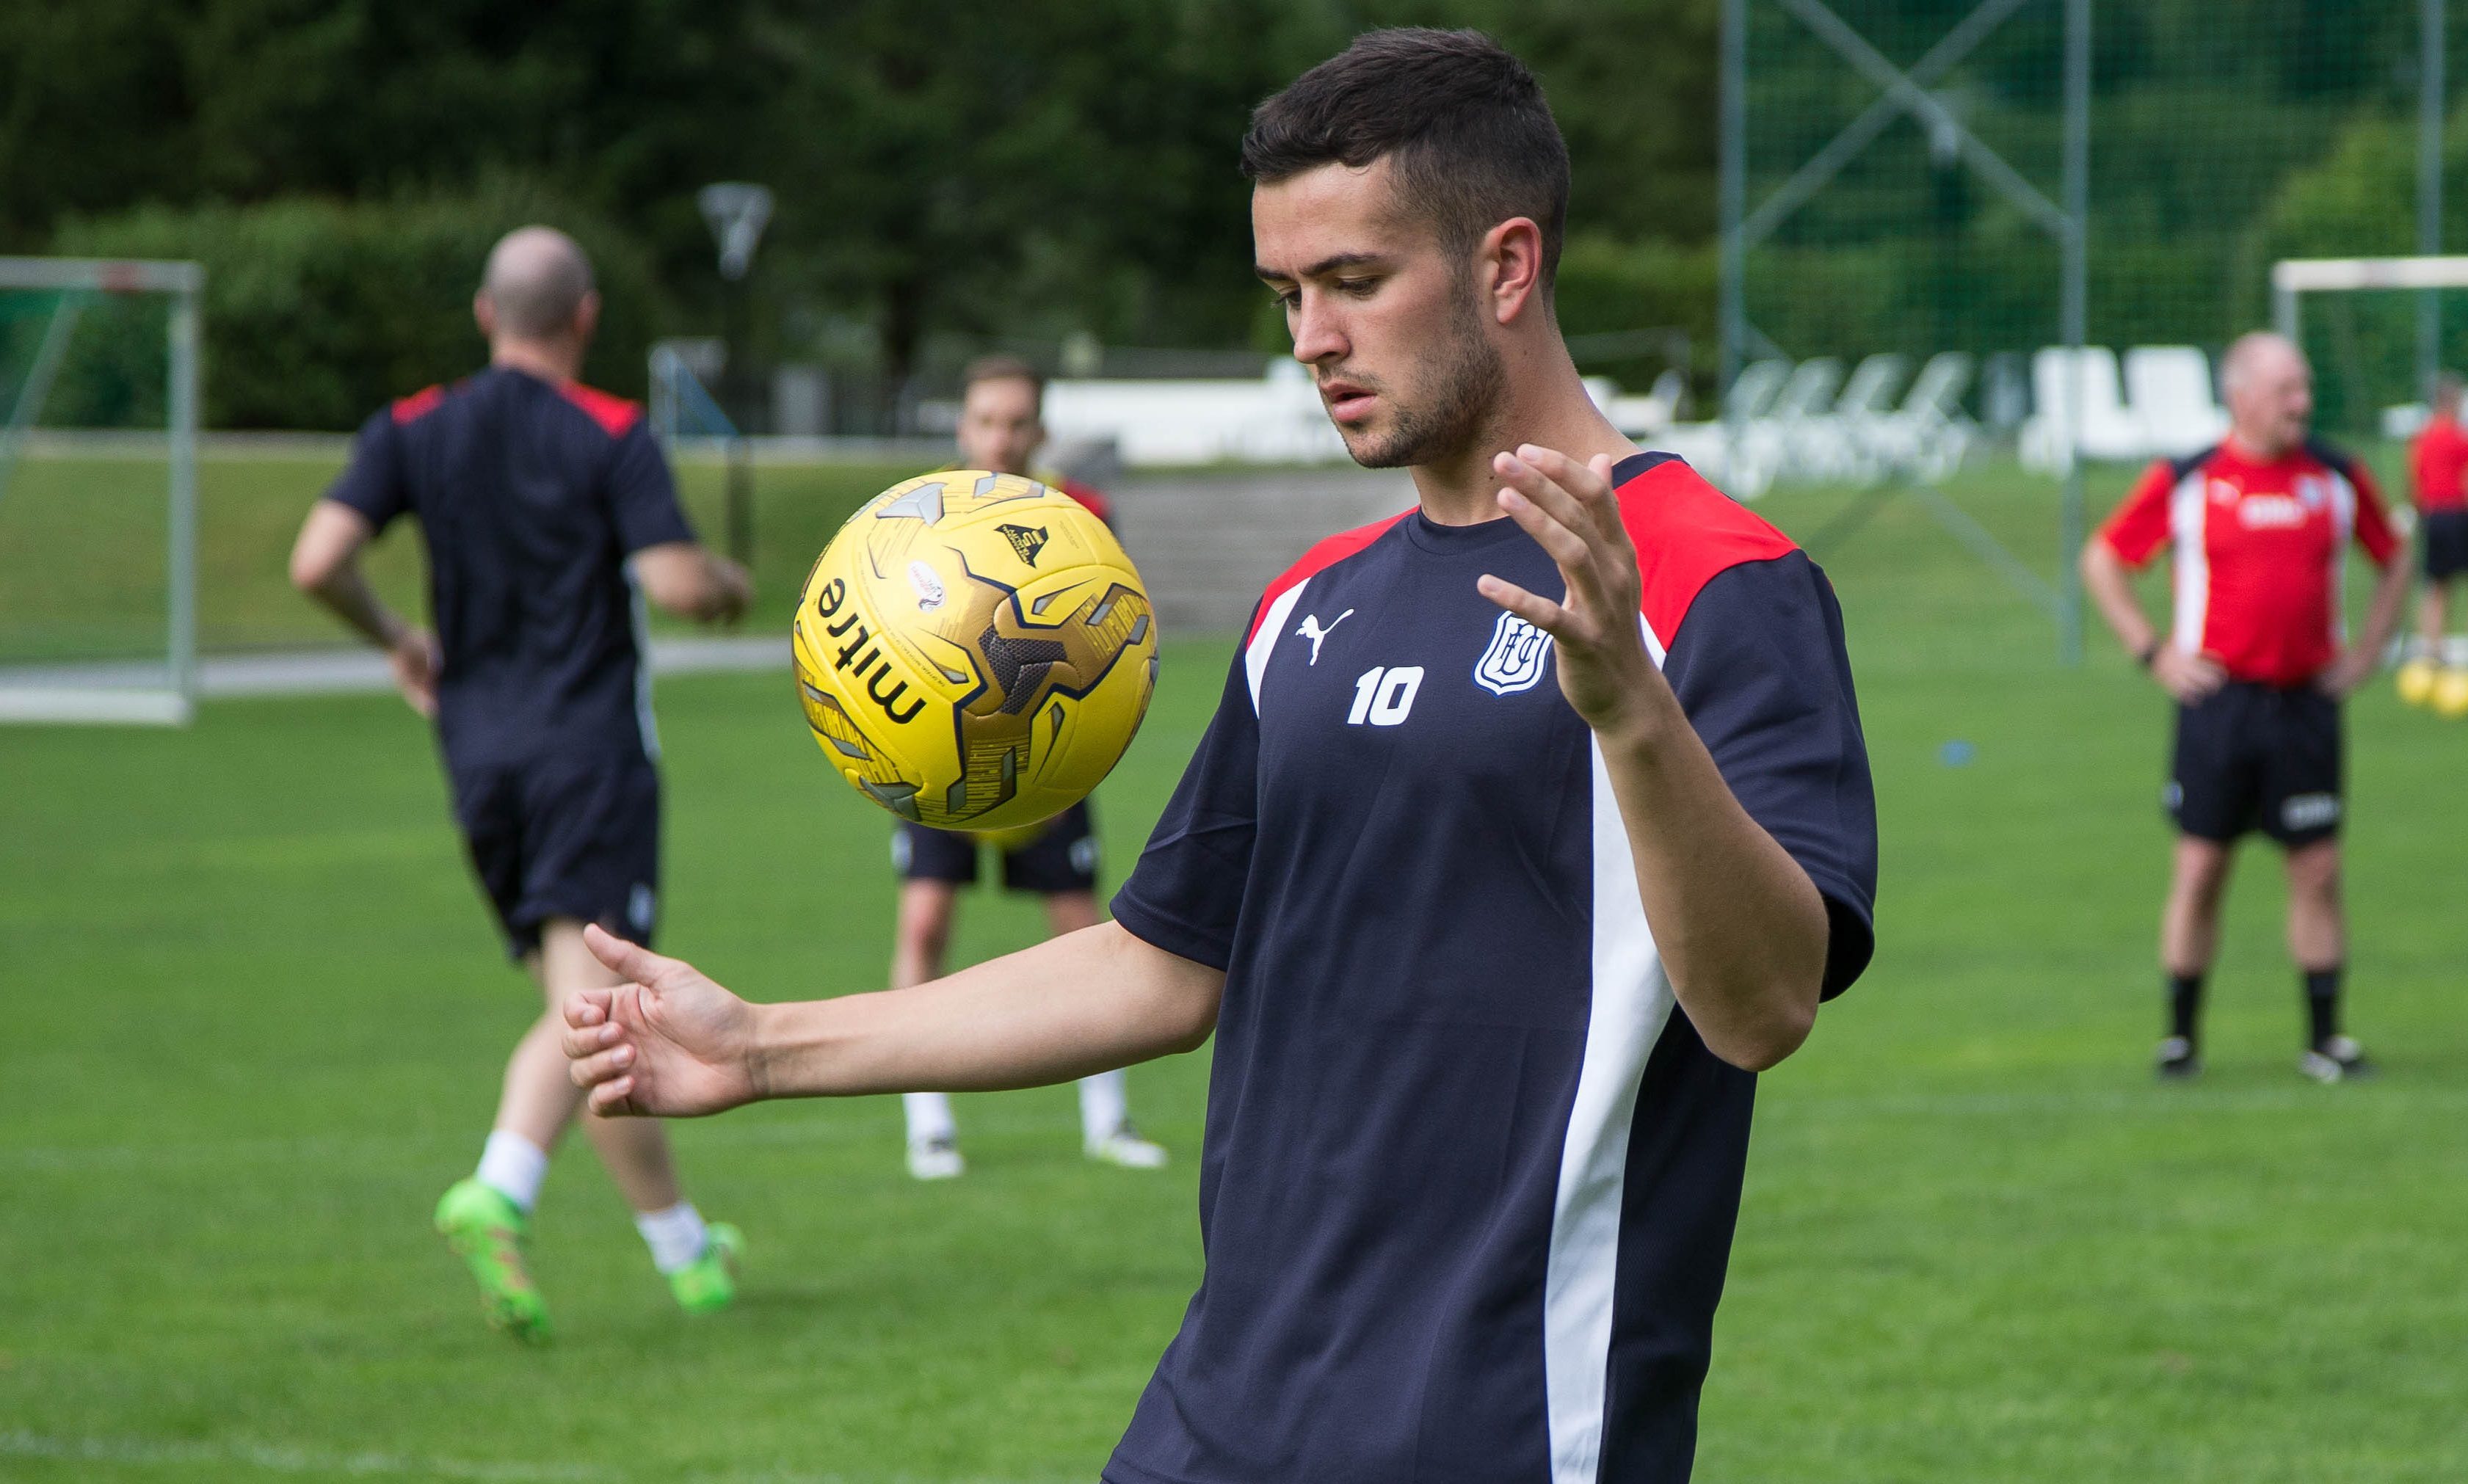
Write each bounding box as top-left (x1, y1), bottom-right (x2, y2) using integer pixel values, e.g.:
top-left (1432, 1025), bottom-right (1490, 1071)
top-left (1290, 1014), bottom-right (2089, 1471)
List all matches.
top-left (1718, 0), bottom-right (1748, 454)
top-left (2057, 0), bottom-right (2089, 665)
top-left (724, 276), bottom-right (752, 566)
top-left (2421, 0), bottom-right (2445, 398)
top-left (167, 279), bottom-right (200, 719)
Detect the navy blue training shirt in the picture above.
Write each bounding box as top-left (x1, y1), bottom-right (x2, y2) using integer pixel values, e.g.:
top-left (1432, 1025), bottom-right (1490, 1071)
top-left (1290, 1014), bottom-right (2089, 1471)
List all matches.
top-left (322, 366), bottom-right (696, 768)
top-left (1106, 452), bottom-right (1878, 1484)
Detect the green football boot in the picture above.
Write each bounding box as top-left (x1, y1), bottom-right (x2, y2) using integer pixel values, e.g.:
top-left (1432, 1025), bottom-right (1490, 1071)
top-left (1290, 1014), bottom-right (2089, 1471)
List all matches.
top-left (668, 1221), bottom-right (744, 1314)
top-left (433, 1178), bottom-right (550, 1342)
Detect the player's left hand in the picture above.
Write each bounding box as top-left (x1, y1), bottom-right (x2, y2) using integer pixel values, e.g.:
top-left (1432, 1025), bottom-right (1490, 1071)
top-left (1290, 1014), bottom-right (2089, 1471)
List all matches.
top-left (1478, 445), bottom-right (1657, 735)
top-left (2315, 647), bottom-right (2376, 699)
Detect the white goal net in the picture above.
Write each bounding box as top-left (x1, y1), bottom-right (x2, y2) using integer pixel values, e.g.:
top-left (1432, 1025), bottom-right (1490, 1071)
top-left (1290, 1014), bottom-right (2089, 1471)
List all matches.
top-left (0, 258), bottom-right (201, 724)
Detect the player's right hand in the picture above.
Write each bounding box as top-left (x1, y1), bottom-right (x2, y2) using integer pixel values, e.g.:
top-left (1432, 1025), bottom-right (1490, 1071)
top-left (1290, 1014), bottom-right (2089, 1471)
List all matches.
top-left (565, 923), bottom-right (763, 1116)
top-left (709, 557), bottom-right (754, 626)
top-left (388, 628), bottom-right (441, 718)
top-left (2151, 644), bottom-right (2226, 703)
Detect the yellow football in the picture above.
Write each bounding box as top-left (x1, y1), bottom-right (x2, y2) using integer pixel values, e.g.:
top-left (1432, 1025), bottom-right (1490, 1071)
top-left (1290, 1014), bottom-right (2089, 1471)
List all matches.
top-left (791, 471), bottom-right (1158, 832)
top-left (2434, 666), bottom-right (2468, 719)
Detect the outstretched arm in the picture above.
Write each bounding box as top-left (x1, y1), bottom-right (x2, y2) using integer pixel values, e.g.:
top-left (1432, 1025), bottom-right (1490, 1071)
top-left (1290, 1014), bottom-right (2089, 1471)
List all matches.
top-left (1478, 446), bottom-right (1830, 1072)
top-left (288, 499), bottom-right (439, 716)
top-left (562, 920), bottom-right (1222, 1117)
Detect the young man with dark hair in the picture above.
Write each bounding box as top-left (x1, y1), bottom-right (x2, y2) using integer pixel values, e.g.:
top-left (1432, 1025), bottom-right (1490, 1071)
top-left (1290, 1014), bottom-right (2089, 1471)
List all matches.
top-left (561, 31), bottom-right (1876, 1480)
top-left (291, 226), bottom-right (753, 1340)
top-left (2082, 331), bottom-right (2409, 1083)
top-left (889, 354), bottom-right (1167, 1179)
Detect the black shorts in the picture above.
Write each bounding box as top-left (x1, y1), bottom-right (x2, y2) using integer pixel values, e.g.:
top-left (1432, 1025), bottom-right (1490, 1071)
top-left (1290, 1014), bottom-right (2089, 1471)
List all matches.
top-left (2422, 509), bottom-right (2468, 581)
top-left (2166, 681), bottom-right (2342, 847)
top-left (892, 800), bottom-right (1099, 895)
top-left (448, 749), bottom-right (661, 959)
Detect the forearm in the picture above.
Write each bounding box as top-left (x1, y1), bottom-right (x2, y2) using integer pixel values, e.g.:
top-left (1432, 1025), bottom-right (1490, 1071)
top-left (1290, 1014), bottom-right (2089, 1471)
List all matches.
top-left (1597, 682), bottom-right (1830, 1072)
top-left (2081, 542), bottom-right (2157, 656)
top-left (748, 920), bottom-right (1221, 1099)
top-left (306, 561), bottom-right (409, 649)
top-left (2353, 559), bottom-right (2411, 659)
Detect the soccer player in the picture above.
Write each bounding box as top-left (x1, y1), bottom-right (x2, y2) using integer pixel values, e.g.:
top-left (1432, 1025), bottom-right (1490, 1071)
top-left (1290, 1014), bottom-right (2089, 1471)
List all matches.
top-left (2080, 331), bottom-right (2409, 1083)
top-left (288, 226), bottom-right (754, 1339)
top-left (2397, 371), bottom-right (2468, 709)
top-left (890, 354), bottom-right (1167, 1179)
top-left (563, 30), bottom-right (1876, 1480)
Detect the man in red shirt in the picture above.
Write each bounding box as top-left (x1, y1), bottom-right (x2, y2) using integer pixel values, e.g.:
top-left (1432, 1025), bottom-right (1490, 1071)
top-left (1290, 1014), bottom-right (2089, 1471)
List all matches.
top-left (2398, 372), bottom-right (2468, 709)
top-left (2082, 331), bottom-right (2409, 1082)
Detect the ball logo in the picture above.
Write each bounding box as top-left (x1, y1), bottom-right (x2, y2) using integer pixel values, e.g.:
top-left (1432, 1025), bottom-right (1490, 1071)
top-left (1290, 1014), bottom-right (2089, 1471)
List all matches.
top-left (998, 523), bottom-right (1050, 567)
top-left (907, 559), bottom-right (946, 611)
top-left (1473, 611), bottom-right (1553, 695)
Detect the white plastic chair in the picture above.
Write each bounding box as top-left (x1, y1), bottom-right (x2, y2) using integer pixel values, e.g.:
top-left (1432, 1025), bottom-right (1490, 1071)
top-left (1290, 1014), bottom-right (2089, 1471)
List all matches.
top-left (1792, 353), bottom-right (1909, 483)
top-left (1863, 351), bottom-right (1975, 481)
top-left (2021, 346), bottom-right (2147, 471)
top-left (2123, 346), bottom-right (2228, 457)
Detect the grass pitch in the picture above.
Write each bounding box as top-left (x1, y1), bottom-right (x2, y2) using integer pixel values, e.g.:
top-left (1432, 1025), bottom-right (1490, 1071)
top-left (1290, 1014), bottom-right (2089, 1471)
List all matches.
top-left (4, 458), bottom-right (2467, 1482)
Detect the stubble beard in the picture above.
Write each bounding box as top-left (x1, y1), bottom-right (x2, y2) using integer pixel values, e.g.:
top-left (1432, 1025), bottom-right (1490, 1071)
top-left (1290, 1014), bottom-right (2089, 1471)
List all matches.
top-left (1340, 290), bottom-right (1504, 471)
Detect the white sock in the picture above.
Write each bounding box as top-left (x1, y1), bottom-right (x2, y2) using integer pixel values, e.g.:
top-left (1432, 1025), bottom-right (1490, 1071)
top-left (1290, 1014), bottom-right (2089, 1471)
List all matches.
top-left (2445, 635), bottom-right (2468, 668)
top-left (904, 1091), bottom-right (957, 1146)
top-left (1079, 1069), bottom-right (1128, 1147)
top-left (475, 1131), bottom-right (549, 1214)
top-left (2406, 634), bottom-right (2435, 661)
top-left (634, 1201), bottom-right (709, 1274)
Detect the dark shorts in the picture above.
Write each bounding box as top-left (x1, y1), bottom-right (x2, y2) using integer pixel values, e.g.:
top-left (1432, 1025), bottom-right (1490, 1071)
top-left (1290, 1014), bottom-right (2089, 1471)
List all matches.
top-left (448, 749), bottom-right (661, 959)
top-left (2166, 681), bottom-right (2342, 847)
top-left (2422, 509), bottom-right (2468, 581)
top-left (892, 800), bottom-right (1099, 895)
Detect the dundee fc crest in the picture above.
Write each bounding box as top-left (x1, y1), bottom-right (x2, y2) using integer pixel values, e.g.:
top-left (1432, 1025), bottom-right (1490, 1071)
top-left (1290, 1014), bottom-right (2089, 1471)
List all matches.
top-left (1473, 611), bottom-right (1553, 695)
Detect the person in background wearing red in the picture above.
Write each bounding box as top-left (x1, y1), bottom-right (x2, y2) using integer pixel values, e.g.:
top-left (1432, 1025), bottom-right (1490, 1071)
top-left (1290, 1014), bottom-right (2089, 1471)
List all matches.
top-left (2397, 371), bottom-right (2468, 713)
top-left (2081, 332), bottom-right (2410, 1083)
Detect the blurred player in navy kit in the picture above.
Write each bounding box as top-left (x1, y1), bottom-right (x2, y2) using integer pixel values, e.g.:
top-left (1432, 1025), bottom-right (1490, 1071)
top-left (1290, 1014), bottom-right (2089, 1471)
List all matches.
top-left (289, 226), bottom-right (752, 1339)
top-left (889, 355), bottom-right (1167, 1179)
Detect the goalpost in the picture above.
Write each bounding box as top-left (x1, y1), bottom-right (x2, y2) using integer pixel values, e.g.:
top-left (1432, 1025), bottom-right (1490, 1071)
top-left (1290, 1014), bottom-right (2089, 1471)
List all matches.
top-left (0, 257), bottom-right (202, 725)
top-left (2273, 255), bottom-right (2468, 439)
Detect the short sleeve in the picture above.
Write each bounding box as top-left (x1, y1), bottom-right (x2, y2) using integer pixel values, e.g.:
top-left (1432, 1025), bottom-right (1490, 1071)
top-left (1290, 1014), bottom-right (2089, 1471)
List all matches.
top-left (1661, 553), bottom-right (1879, 1000)
top-left (2097, 460), bottom-right (2177, 567)
top-left (324, 409), bottom-right (409, 532)
top-left (1108, 641), bottom-right (1260, 972)
top-left (2346, 457), bottom-right (2402, 567)
top-left (606, 422), bottom-right (696, 554)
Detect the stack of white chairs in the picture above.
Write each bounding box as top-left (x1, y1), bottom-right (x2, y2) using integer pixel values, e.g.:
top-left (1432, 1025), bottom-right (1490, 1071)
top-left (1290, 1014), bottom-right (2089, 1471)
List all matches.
top-left (2020, 345), bottom-right (2228, 472)
top-left (1790, 353), bottom-right (1908, 482)
top-left (1859, 351), bottom-right (1976, 484)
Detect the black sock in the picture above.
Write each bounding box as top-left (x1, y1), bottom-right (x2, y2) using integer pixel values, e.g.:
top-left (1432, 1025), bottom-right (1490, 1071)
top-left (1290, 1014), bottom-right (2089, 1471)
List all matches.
top-left (2304, 967), bottom-right (2342, 1048)
top-left (2168, 972), bottom-right (2205, 1042)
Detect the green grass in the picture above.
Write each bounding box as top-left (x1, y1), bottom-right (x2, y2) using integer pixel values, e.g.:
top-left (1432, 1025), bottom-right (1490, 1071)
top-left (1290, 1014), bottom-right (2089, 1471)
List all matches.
top-left (0, 448), bottom-right (911, 663)
top-left (4, 459), bottom-right (2467, 1481)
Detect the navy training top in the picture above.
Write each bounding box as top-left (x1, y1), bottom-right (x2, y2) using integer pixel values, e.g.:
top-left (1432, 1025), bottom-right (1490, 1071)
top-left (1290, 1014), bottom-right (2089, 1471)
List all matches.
top-left (1105, 452), bottom-right (1878, 1484)
top-left (322, 366), bottom-right (696, 769)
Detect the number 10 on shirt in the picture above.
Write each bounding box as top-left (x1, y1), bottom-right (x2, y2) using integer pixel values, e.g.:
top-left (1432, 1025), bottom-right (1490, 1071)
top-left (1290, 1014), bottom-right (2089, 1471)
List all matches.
top-left (1347, 666), bottom-right (1424, 726)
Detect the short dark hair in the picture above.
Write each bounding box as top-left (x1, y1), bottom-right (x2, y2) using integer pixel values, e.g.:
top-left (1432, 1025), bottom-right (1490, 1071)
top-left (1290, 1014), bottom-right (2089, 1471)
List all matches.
top-left (1241, 29), bottom-right (1569, 288)
top-left (962, 354), bottom-right (1045, 404)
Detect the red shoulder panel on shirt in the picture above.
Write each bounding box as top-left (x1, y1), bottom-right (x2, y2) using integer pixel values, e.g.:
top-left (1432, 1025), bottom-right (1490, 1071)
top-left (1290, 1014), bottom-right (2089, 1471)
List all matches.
top-left (556, 382), bottom-right (643, 437)
top-left (1616, 457), bottom-right (1800, 645)
top-left (1246, 511), bottom-right (1412, 645)
top-left (390, 385), bottom-right (446, 424)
